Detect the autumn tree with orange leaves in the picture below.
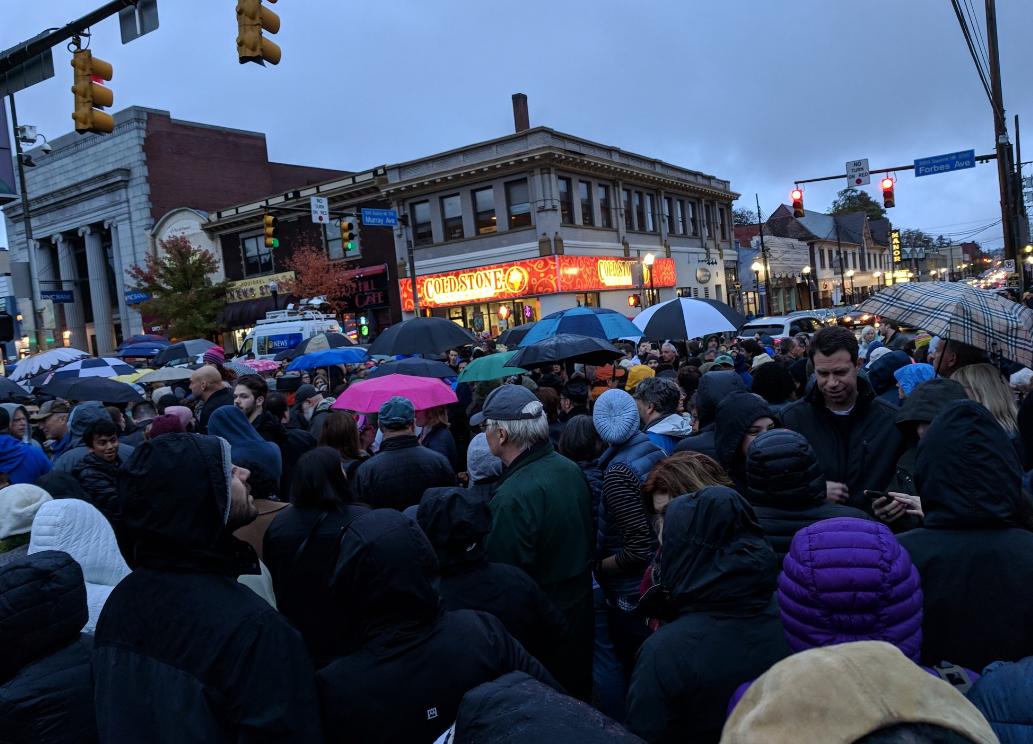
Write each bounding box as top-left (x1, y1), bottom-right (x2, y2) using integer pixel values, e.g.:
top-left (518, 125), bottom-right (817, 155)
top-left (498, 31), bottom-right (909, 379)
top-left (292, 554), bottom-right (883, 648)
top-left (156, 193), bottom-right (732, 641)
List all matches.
top-left (278, 244), bottom-right (357, 315)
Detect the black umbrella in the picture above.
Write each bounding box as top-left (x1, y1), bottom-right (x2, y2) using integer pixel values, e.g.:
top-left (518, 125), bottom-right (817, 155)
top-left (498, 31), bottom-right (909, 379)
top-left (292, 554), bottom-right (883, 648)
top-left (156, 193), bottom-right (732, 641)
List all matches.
top-left (39, 377), bottom-right (143, 403)
top-left (497, 321), bottom-right (537, 348)
top-left (153, 339), bottom-right (218, 367)
top-left (280, 332), bottom-right (356, 361)
top-left (0, 377), bottom-right (31, 401)
top-left (367, 357), bottom-right (456, 379)
top-left (504, 333), bottom-right (624, 369)
top-left (367, 317), bottom-right (479, 356)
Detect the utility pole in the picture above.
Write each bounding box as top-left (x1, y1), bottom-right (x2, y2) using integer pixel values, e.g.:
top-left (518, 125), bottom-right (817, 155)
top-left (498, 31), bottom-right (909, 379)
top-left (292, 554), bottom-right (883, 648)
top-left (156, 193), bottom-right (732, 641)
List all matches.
top-left (8, 94), bottom-right (45, 352)
top-left (755, 194), bottom-right (772, 315)
top-left (835, 220), bottom-right (847, 305)
top-left (985, 0), bottom-right (1018, 273)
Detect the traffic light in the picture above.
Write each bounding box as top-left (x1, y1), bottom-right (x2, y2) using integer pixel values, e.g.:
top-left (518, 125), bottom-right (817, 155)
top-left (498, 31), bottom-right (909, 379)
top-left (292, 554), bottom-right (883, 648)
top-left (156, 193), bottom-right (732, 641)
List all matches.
top-left (881, 178), bottom-right (895, 209)
top-left (263, 214), bottom-right (279, 248)
top-left (791, 189), bottom-right (804, 218)
top-left (358, 315), bottom-right (370, 338)
top-left (70, 49), bottom-right (114, 135)
top-left (340, 220), bottom-right (356, 252)
top-left (627, 294), bottom-right (642, 308)
top-left (236, 0), bottom-right (281, 65)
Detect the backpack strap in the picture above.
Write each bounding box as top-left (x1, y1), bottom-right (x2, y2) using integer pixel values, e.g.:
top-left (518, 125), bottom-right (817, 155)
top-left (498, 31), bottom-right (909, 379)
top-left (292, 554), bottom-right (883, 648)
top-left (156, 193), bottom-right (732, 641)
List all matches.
top-left (932, 662), bottom-right (974, 694)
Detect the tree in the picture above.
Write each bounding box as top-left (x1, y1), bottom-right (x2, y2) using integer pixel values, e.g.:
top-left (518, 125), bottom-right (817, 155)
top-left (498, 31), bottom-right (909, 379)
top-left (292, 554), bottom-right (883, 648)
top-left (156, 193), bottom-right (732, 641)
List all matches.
top-left (278, 244), bottom-right (357, 315)
top-left (126, 235), bottom-right (229, 340)
top-left (828, 187), bottom-right (887, 222)
top-left (733, 207), bottom-right (757, 227)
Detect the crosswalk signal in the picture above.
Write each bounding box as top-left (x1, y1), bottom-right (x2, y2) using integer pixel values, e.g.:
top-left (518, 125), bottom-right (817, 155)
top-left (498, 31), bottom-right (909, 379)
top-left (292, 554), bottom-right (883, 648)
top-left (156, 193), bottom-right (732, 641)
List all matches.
top-left (263, 214), bottom-right (279, 248)
top-left (791, 189), bottom-right (805, 218)
top-left (236, 0), bottom-right (282, 65)
top-left (627, 294), bottom-right (642, 308)
top-left (71, 49), bottom-right (114, 135)
top-left (340, 220), bottom-right (356, 252)
top-left (358, 315), bottom-right (370, 338)
top-left (881, 178), bottom-right (896, 209)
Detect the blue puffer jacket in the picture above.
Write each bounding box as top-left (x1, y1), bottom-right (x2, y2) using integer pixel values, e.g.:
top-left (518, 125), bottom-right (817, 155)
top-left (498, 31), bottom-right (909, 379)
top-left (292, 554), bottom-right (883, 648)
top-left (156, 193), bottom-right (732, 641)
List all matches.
top-left (968, 656), bottom-right (1033, 744)
top-left (575, 459), bottom-right (604, 541)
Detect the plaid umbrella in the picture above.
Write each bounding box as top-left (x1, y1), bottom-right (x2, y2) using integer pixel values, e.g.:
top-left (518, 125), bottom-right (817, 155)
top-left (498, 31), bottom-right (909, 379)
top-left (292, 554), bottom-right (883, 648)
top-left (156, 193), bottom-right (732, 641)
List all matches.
top-left (51, 357), bottom-right (137, 380)
top-left (224, 362), bottom-right (257, 378)
top-left (855, 282), bottom-right (1033, 367)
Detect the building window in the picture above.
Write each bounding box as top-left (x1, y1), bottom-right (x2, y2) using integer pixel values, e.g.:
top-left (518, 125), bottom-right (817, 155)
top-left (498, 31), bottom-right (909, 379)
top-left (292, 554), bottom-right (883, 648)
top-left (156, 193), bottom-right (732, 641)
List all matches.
top-left (441, 194), bottom-right (464, 241)
top-left (719, 207), bottom-right (728, 240)
top-left (622, 189), bottom-right (633, 230)
top-left (472, 187), bottom-right (496, 234)
top-left (598, 185), bottom-right (612, 228)
top-left (704, 286), bottom-right (710, 298)
top-left (242, 235), bottom-right (272, 277)
top-left (704, 203), bottom-right (712, 238)
top-left (506, 179), bottom-right (532, 228)
top-left (688, 202), bottom-right (699, 235)
top-left (579, 181), bottom-right (594, 226)
top-left (412, 200), bottom-right (433, 245)
top-left (819, 247), bottom-right (826, 269)
top-left (634, 192), bottom-right (645, 231)
top-left (575, 292), bottom-right (600, 307)
top-left (677, 200), bottom-right (687, 235)
top-left (645, 194), bottom-right (657, 232)
top-left (852, 252), bottom-right (857, 269)
top-left (665, 197), bottom-right (676, 234)
top-left (558, 177), bottom-right (574, 225)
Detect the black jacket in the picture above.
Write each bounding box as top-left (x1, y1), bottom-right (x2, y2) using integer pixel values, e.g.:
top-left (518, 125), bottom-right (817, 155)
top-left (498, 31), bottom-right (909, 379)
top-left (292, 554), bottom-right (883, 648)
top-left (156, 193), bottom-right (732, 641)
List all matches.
top-left (887, 378), bottom-right (968, 498)
top-left (71, 452), bottom-right (121, 520)
top-left (416, 487), bottom-right (569, 672)
top-left (252, 409), bottom-right (316, 496)
top-left (92, 434), bottom-right (323, 744)
top-left (352, 434), bottom-right (455, 511)
top-left (674, 371), bottom-right (747, 461)
top-left (263, 502), bottom-right (369, 666)
top-left (119, 418), bottom-right (151, 447)
top-left (779, 376), bottom-right (904, 512)
top-left (625, 487), bottom-right (790, 744)
top-left (712, 391), bottom-right (776, 487)
top-left (420, 423), bottom-right (457, 471)
top-left (898, 400), bottom-right (1033, 672)
top-left (0, 551), bottom-right (98, 744)
top-left (742, 429), bottom-right (869, 564)
top-left (197, 387), bottom-right (234, 435)
top-left (316, 509), bottom-right (560, 744)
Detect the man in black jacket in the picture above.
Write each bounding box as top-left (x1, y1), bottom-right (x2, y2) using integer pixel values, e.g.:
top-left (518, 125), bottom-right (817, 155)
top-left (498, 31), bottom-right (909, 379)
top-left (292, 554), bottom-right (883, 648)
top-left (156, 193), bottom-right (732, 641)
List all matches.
top-left (235, 375), bottom-right (314, 496)
top-left (92, 434), bottom-right (322, 743)
top-left (0, 551), bottom-right (98, 744)
top-left (317, 508), bottom-right (561, 744)
top-left (71, 420), bottom-right (122, 519)
top-left (351, 396), bottom-right (454, 510)
top-left (674, 371), bottom-right (747, 460)
top-left (779, 326), bottom-right (904, 512)
top-left (189, 365), bottom-right (234, 435)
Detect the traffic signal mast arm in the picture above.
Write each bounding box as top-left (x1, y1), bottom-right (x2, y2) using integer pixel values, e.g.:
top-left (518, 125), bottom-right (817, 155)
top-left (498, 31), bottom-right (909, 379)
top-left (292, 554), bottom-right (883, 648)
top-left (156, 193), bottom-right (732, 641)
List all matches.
top-left (793, 154), bottom-right (997, 187)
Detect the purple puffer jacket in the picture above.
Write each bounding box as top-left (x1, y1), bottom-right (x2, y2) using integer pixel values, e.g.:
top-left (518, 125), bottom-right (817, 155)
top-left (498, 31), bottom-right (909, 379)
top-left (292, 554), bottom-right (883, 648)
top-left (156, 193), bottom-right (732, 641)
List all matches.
top-left (778, 517), bottom-right (923, 662)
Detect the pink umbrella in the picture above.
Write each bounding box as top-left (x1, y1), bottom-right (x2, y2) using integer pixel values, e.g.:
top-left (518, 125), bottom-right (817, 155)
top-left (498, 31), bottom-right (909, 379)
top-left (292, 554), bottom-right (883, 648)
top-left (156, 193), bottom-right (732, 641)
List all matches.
top-left (331, 374), bottom-right (458, 413)
top-left (242, 358), bottom-right (280, 372)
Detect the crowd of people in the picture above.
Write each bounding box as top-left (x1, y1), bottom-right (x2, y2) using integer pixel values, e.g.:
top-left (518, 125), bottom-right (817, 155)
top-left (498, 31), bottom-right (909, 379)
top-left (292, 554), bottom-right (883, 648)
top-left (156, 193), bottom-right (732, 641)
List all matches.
top-left (1, 320), bottom-right (1032, 744)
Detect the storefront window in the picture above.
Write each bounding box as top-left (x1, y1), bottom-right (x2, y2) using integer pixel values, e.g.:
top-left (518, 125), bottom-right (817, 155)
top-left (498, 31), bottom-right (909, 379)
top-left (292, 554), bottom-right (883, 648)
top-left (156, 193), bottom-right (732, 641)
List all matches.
top-left (413, 201), bottom-right (433, 245)
top-left (473, 187), bottom-right (497, 234)
top-left (242, 235), bottom-right (273, 277)
top-left (441, 194), bottom-right (464, 241)
top-left (575, 293), bottom-right (600, 307)
top-left (506, 179), bottom-right (532, 228)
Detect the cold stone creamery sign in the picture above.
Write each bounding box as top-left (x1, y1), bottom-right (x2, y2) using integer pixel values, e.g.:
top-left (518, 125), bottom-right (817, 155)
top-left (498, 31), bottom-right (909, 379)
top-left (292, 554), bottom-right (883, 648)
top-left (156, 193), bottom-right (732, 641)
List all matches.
top-left (400, 256), bottom-right (676, 311)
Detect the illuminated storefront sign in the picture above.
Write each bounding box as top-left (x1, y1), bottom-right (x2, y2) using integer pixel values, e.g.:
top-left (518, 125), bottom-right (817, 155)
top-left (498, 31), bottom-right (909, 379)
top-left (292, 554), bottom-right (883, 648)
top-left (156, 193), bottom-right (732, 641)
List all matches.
top-left (401, 255), bottom-right (676, 311)
top-left (225, 270), bottom-right (295, 302)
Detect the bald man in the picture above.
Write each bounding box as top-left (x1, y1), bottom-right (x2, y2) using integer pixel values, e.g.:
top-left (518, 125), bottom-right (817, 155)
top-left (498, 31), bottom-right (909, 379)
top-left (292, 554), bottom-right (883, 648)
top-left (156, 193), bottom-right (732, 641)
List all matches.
top-left (190, 366), bottom-right (234, 435)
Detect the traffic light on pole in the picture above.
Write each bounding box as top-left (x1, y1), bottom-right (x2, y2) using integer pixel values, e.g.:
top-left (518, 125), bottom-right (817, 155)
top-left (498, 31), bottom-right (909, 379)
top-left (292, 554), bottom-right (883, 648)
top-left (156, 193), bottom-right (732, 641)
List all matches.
top-left (358, 315), bottom-right (370, 338)
top-left (236, 0), bottom-right (281, 65)
top-left (627, 294), bottom-right (642, 308)
top-left (340, 220), bottom-right (356, 252)
top-left (70, 49), bottom-right (114, 135)
top-left (263, 214), bottom-right (279, 248)
top-left (791, 189), bottom-right (804, 218)
top-left (881, 177), bottom-right (895, 209)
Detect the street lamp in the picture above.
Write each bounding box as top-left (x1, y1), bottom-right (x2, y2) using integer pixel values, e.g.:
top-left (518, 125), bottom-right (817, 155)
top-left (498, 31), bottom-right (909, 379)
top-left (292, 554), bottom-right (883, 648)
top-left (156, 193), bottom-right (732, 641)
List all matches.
top-left (269, 280), bottom-right (279, 310)
top-left (750, 261), bottom-right (763, 316)
top-left (846, 269), bottom-right (855, 303)
top-left (873, 270), bottom-right (883, 291)
top-left (643, 252), bottom-right (656, 307)
top-left (802, 265), bottom-right (816, 309)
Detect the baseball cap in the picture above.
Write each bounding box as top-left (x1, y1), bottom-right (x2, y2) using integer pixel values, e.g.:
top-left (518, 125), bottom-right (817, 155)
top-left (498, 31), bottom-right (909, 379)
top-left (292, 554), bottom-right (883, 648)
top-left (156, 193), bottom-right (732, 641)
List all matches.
top-left (30, 399), bottom-right (71, 422)
top-left (714, 354), bottom-right (735, 367)
top-left (379, 396), bottom-right (415, 427)
top-left (469, 384), bottom-right (539, 427)
top-left (293, 384), bottom-right (320, 407)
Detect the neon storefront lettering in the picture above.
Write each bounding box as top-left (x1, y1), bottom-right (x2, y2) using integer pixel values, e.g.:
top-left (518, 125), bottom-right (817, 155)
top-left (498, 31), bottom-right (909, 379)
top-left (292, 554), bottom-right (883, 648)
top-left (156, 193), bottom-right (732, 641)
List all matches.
top-left (422, 266), bottom-right (529, 304)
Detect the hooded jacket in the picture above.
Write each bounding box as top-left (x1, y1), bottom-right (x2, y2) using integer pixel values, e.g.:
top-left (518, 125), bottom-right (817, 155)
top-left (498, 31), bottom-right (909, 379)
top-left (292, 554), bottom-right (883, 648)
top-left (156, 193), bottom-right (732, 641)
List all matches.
top-left (251, 408), bottom-right (314, 498)
top-left (0, 551), bottom-right (98, 744)
top-left (866, 350), bottom-right (912, 405)
top-left (27, 499), bottom-right (130, 633)
top-left (465, 432), bottom-right (502, 502)
top-left (713, 392), bottom-right (776, 489)
top-left (898, 400), bottom-right (1033, 671)
top-left (968, 656), bottom-right (1033, 744)
top-left (674, 371), bottom-right (747, 460)
top-left (0, 430), bottom-right (51, 485)
top-left (316, 509), bottom-right (560, 744)
top-left (887, 378), bottom-right (968, 497)
top-left (417, 487), bottom-right (569, 673)
top-left (208, 405), bottom-right (283, 487)
top-left (643, 413), bottom-right (694, 455)
top-left (92, 434), bottom-right (323, 744)
top-left (71, 452), bottom-right (121, 522)
top-left (351, 434), bottom-right (455, 511)
top-left (625, 487), bottom-right (790, 744)
top-left (742, 430), bottom-right (869, 564)
top-left (51, 402), bottom-right (134, 473)
top-left (0, 403), bottom-right (42, 449)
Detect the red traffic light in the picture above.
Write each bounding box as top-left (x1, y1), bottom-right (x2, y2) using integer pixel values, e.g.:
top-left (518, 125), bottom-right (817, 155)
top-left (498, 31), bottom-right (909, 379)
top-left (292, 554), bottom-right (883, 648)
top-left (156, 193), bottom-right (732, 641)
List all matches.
top-left (628, 294), bottom-right (641, 308)
top-left (881, 178), bottom-right (895, 209)
top-left (881, 178), bottom-right (894, 190)
top-left (791, 188), bottom-right (804, 218)
top-left (791, 189), bottom-right (803, 201)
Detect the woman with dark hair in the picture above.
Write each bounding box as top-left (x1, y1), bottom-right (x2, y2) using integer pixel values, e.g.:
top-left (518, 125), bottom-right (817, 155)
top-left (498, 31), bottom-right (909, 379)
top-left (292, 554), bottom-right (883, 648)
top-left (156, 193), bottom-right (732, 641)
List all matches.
top-left (536, 386), bottom-right (564, 446)
top-left (263, 447), bottom-right (369, 667)
top-left (416, 405), bottom-right (457, 471)
top-left (319, 411), bottom-right (368, 480)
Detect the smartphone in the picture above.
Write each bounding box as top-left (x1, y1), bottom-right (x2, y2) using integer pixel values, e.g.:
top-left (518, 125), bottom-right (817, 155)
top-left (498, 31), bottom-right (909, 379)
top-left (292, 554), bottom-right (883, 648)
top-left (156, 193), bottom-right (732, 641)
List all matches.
top-left (866, 490), bottom-right (887, 502)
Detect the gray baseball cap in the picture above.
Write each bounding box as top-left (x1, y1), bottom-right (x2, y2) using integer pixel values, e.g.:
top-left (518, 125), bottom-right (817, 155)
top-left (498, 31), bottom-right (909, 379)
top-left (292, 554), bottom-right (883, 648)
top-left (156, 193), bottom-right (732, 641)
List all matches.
top-left (470, 384), bottom-right (539, 427)
top-left (379, 396), bottom-right (415, 427)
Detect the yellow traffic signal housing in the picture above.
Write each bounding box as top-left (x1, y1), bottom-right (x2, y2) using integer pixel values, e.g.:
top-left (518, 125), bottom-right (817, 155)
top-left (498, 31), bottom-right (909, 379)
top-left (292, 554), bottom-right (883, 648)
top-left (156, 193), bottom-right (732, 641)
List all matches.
top-left (881, 178), bottom-right (896, 209)
top-left (236, 0), bottom-right (282, 65)
top-left (263, 214), bottom-right (279, 248)
top-left (341, 220), bottom-right (356, 252)
top-left (71, 50), bottom-right (114, 135)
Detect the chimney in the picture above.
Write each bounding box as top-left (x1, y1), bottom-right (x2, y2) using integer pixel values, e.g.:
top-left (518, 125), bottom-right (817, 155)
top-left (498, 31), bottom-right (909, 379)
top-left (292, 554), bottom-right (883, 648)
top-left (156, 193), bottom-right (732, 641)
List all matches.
top-left (512, 93), bottom-right (530, 133)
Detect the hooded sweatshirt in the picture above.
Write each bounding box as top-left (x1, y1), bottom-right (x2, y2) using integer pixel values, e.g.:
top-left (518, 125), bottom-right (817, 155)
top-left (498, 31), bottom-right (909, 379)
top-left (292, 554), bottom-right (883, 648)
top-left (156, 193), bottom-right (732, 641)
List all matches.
top-left (464, 432), bottom-right (502, 501)
top-left (887, 378), bottom-right (969, 497)
top-left (899, 399), bottom-right (1033, 671)
top-left (866, 350), bottom-right (913, 406)
top-left (674, 371), bottom-right (747, 460)
top-left (713, 391), bottom-right (776, 490)
top-left (207, 405), bottom-right (283, 487)
top-left (51, 402), bottom-right (134, 473)
top-left (317, 509), bottom-right (560, 744)
top-left (0, 403), bottom-right (41, 449)
top-left (0, 430), bottom-right (51, 485)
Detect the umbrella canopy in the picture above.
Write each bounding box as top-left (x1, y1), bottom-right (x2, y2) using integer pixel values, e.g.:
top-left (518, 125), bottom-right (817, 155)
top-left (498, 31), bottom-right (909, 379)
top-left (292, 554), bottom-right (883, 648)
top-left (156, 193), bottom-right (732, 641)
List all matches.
top-left (0, 377), bottom-right (32, 401)
top-left (285, 348), bottom-right (369, 372)
top-left (135, 367), bottom-right (195, 384)
top-left (332, 374), bottom-right (458, 413)
top-left (115, 343), bottom-right (165, 358)
top-left (10, 348), bottom-right (89, 383)
top-left (224, 362), bottom-right (257, 378)
top-left (152, 339), bottom-right (218, 367)
top-left (242, 358), bottom-right (280, 372)
top-left (51, 357), bottom-right (136, 380)
top-left (505, 333), bottom-right (624, 369)
top-left (39, 377), bottom-right (143, 403)
top-left (497, 321), bottom-right (537, 348)
top-left (457, 351), bottom-right (528, 383)
top-left (520, 307), bottom-right (642, 346)
top-left (632, 297), bottom-right (746, 341)
top-left (117, 334), bottom-right (169, 350)
top-left (112, 371), bottom-right (149, 385)
top-left (366, 317), bottom-right (479, 356)
top-left (367, 357), bottom-right (456, 379)
top-left (856, 282), bottom-right (1033, 367)
top-left (284, 332), bottom-right (356, 361)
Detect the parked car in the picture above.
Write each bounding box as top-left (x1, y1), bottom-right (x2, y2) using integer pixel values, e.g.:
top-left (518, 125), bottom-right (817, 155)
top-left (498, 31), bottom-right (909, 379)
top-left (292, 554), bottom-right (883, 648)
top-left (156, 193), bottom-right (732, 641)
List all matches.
top-left (837, 306), bottom-right (878, 329)
top-left (740, 315), bottom-right (823, 341)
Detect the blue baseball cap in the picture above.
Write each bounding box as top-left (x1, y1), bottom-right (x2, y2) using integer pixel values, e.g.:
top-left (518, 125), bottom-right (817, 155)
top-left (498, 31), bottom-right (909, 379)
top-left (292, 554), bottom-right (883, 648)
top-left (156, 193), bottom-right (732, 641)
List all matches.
top-left (378, 396), bottom-right (415, 426)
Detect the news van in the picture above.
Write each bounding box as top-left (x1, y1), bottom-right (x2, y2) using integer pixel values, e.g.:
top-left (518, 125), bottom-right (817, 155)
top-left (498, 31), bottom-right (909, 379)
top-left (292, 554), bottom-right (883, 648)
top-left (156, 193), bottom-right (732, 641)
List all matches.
top-left (234, 309), bottom-right (342, 360)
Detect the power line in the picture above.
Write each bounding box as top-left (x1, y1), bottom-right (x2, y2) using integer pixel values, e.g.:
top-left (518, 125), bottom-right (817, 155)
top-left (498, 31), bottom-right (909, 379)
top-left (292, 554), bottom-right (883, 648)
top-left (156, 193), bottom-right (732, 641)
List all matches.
top-left (950, 0), bottom-right (1000, 120)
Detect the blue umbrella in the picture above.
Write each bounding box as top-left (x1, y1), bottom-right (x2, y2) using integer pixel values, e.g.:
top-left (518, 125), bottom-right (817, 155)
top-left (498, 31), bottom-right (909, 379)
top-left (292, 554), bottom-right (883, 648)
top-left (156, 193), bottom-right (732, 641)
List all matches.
top-left (519, 307), bottom-right (642, 346)
top-left (116, 343), bottom-right (164, 358)
top-left (285, 348), bottom-right (369, 371)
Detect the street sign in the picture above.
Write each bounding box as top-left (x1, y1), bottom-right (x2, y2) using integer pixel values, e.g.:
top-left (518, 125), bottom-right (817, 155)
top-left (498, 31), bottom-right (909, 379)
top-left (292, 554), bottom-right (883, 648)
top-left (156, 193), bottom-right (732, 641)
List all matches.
top-left (311, 196), bottom-right (329, 224)
top-left (124, 290), bottom-right (150, 305)
top-left (41, 289), bottom-right (73, 303)
top-left (119, 0), bottom-right (160, 44)
top-left (1003, 259), bottom-right (1016, 272)
top-left (361, 208), bottom-right (398, 227)
top-left (914, 150), bottom-right (976, 178)
top-left (0, 46), bottom-right (54, 99)
top-left (846, 159), bottom-right (870, 186)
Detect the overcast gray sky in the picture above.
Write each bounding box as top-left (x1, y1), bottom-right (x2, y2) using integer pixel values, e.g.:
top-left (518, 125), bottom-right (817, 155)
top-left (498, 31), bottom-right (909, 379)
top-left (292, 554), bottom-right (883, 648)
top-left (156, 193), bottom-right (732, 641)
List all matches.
top-left (4, 0), bottom-right (1031, 254)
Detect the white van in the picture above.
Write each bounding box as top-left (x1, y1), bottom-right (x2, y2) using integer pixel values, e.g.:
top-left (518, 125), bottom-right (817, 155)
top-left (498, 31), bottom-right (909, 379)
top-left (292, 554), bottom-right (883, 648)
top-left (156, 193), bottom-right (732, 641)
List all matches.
top-left (234, 309), bottom-right (342, 360)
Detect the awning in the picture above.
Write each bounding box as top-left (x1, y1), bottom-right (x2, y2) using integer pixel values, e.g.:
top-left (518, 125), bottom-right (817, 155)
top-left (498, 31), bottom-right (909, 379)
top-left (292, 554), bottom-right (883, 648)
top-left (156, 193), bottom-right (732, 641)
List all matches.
top-left (340, 263), bottom-right (387, 281)
top-left (218, 294), bottom-right (297, 327)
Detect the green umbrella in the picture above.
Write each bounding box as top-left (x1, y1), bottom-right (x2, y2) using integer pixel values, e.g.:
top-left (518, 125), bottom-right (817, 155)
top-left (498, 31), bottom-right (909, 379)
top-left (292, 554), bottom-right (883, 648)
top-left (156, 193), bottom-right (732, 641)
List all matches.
top-left (457, 351), bottom-right (528, 383)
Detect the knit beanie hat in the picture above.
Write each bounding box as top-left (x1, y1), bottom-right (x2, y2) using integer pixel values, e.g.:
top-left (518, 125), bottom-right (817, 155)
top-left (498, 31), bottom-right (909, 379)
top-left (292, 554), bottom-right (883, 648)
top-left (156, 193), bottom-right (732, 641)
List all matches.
top-left (0, 484), bottom-right (53, 540)
top-left (202, 347), bottom-right (226, 366)
top-left (913, 332), bottom-right (932, 350)
top-left (626, 364), bottom-right (655, 391)
top-left (466, 433), bottom-right (503, 483)
top-left (148, 413), bottom-right (185, 440)
top-left (152, 386), bottom-right (173, 403)
top-left (163, 406), bottom-right (194, 430)
top-left (593, 388), bottom-right (640, 445)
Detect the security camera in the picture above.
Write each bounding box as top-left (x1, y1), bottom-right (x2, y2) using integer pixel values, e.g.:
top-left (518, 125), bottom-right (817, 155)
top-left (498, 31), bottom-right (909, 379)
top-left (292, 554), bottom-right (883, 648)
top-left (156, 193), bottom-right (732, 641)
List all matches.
top-left (41, 142), bottom-right (52, 155)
